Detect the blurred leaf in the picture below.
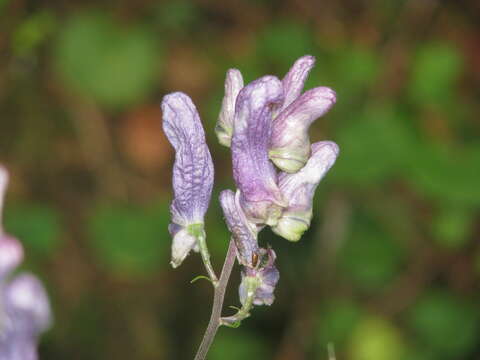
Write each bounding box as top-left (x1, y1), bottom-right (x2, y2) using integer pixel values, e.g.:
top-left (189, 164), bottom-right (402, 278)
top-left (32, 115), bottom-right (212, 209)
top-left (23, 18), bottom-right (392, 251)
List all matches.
top-left (408, 290), bottom-right (479, 358)
top-left (339, 213), bottom-right (404, 290)
top-left (257, 22), bottom-right (313, 69)
top-left (55, 11), bottom-right (160, 107)
top-left (155, 1), bottom-right (199, 32)
top-left (332, 105), bottom-right (415, 186)
top-left (316, 298), bottom-right (363, 347)
top-left (88, 201), bottom-right (169, 278)
top-left (409, 43), bottom-right (462, 106)
top-left (407, 143), bottom-right (480, 205)
top-left (12, 10), bottom-right (56, 56)
top-left (431, 204), bottom-right (473, 249)
top-left (4, 203), bottom-right (61, 258)
top-left (208, 331), bottom-right (270, 360)
top-left (333, 47), bottom-right (380, 98)
top-left (349, 316), bottom-right (405, 360)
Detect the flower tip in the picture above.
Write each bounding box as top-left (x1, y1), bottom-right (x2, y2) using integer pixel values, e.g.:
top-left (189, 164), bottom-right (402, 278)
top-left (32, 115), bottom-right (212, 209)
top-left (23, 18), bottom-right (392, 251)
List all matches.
top-left (170, 226), bottom-right (199, 269)
top-left (312, 140), bottom-right (340, 163)
top-left (272, 216), bottom-right (309, 242)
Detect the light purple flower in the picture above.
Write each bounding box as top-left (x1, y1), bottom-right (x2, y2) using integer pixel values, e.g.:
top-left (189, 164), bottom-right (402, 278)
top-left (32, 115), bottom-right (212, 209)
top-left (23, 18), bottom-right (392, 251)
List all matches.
top-left (219, 190), bottom-right (259, 267)
top-left (239, 248), bottom-right (279, 306)
top-left (272, 141), bottom-right (339, 241)
top-left (162, 92), bottom-right (214, 267)
top-left (231, 76), bottom-right (286, 226)
top-left (0, 166), bottom-right (51, 360)
top-left (269, 87), bottom-right (336, 173)
top-left (215, 69), bottom-right (244, 147)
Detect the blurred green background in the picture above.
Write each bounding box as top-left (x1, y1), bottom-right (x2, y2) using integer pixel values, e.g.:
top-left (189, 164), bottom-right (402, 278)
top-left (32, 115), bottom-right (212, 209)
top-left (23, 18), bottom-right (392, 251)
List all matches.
top-left (1, 0), bottom-right (479, 359)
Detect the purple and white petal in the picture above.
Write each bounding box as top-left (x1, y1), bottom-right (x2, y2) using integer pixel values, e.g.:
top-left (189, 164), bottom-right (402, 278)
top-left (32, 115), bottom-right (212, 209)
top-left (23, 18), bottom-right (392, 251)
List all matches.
top-left (215, 69), bottom-right (244, 147)
top-left (231, 76), bottom-right (286, 225)
top-left (219, 190), bottom-right (259, 267)
top-left (273, 141), bottom-right (339, 241)
top-left (270, 87), bottom-right (336, 173)
top-left (277, 55), bottom-right (316, 113)
top-left (162, 92), bottom-right (214, 266)
top-left (239, 248), bottom-right (279, 306)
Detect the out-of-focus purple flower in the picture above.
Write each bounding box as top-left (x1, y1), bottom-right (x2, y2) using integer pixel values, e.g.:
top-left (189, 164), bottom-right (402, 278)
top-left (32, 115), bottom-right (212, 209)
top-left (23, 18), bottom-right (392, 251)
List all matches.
top-left (215, 69), bottom-right (244, 147)
top-left (239, 248), bottom-right (279, 306)
top-left (269, 56), bottom-right (336, 173)
top-left (162, 92), bottom-right (214, 268)
top-left (231, 76), bottom-right (286, 226)
top-left (0, 166), bottom-right (51, 360)
top-left (272, 141), bottom-right (339, 241)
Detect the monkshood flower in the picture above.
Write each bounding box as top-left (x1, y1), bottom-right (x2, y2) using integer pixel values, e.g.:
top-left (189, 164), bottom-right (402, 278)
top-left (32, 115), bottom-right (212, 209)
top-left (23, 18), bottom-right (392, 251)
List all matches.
top-left (238, 248), bottom-right (279, 306)
top-left (215, 55), bottom-right (336, 173)
top-left (273, 141), bottom-right (339, 241)
top-left (220, 190), bottom-right (279, 307)
top-left (162, 92), bottom-right (215, 268)
top-left (0, 166), bottom-right (51, 360)
top-left (231, 76), bottom-right (286, 226)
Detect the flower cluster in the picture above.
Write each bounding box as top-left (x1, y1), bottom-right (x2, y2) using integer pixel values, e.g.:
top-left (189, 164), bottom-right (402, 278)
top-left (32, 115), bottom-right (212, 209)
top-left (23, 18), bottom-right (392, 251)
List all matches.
top-left (162, 55), bottom-right (338, 312)
top-left (0, 166), bottom-right (51, 360)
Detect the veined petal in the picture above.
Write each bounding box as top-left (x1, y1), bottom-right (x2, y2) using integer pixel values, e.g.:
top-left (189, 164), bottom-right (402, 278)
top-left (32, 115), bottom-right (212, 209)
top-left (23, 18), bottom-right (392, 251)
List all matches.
top-left (273, 141), bottom-right (339, 241)
top-left (270, 87), bottom-right (336, 173)
top-left (278, 55), bottom-right (316, 113)
top-left (215, 69), bottom-right (244, 147)
top-left (162, 92), bottom-right (214, 266)
top-left (219, 190), bottom-right (259, 267)
top-left (231, 76), bottom-right (286, 225)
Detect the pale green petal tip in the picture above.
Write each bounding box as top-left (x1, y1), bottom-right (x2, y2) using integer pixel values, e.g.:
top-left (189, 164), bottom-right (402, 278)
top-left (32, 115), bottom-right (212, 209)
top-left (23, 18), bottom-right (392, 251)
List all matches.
top-left (272, 217), bottom-right (310, 242)
top-left (269, 148), bottom-right (308, 173)
top-left (215, 123), bottom-right (232, 147)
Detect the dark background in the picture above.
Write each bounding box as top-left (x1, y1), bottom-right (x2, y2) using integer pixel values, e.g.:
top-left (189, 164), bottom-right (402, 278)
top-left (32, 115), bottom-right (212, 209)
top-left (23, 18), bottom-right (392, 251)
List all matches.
top-left (1, 0), bottom-right (479, 359)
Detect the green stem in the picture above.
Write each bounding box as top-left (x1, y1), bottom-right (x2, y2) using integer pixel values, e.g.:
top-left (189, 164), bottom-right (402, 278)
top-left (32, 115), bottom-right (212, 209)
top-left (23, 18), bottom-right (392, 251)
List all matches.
top-left (220, 276), bottom-right (259, 327)
top-left (197, 233), bottom-right (218, 286)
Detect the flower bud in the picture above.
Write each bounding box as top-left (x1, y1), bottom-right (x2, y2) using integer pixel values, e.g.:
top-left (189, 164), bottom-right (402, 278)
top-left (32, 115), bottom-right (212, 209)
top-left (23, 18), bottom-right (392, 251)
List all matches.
top-left (215, 69), bottom-right (244, 147)
top-left (239, 248), bottom-right (279, 306)
top-left (272, 141), bottom-right (339, 241)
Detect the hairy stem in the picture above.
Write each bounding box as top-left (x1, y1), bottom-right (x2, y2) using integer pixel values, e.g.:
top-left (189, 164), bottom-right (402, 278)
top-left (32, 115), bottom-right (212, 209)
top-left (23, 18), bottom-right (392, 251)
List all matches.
top-left (194, 239), bottom-right (237, 360)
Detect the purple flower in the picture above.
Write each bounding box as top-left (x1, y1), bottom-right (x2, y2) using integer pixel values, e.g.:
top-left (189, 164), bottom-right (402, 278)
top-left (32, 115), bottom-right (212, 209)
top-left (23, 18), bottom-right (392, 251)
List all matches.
top-left (269, 56), bottom-right (336, 173)
top-left (231, 76), bottom-right (286, 226)
top-left (219, 190), bottom-right (280, 306)
top-left (272, 141), bottom-right (339, 241)
top-left (215, 69), bottom-right (244, 147)
top-left (239, 248), bottom-right (279, 306)
top-left (219, 190), bottom-right (259, 266)
top-left (162, 92), bottom-right (214, 267)
top-left (0, 166), bottom-right (51, 360)
top-left (269, 87), bottom-right (336, 173)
